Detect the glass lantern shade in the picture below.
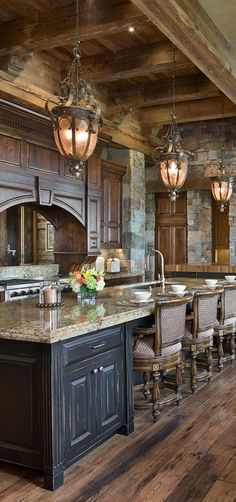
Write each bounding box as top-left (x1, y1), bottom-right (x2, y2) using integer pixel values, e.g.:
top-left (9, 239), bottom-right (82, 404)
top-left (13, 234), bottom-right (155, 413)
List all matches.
top-left (51, 106), bottom-right (101, 163)
top-left (211, 175), bottom-right (234, 212)
top-left (159, 152), bottom-right (189, 201)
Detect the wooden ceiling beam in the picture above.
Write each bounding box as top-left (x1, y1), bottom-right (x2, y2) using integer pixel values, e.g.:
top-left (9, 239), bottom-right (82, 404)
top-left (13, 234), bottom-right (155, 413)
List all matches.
top-left (131, 0), bottom-right (236, 104)
top-left (142, 96), bottom-right (236, 126)
top-left (0, 2), bottom-right (144, 56)
top-left (0, 70), bottom-right (152, 156)
top-left (109, 74), bottom-right (220, 111)
top-left (82, 41), bottom-right (194, 83)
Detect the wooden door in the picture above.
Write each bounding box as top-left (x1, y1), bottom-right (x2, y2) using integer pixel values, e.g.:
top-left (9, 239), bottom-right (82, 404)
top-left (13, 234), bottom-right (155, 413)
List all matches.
top-left (212, 197), bottom-right (229, 263)
top-left (156, 193), bottom-right (187, 267)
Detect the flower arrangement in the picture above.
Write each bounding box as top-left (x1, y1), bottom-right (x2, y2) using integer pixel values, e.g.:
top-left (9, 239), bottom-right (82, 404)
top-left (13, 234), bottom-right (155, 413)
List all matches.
top-left (68, 266), bottom-right (105, 294)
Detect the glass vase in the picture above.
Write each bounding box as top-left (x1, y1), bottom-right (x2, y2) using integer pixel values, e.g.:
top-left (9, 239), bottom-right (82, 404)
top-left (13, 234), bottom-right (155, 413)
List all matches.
top-left (77, 291), bottom-right (96, 305)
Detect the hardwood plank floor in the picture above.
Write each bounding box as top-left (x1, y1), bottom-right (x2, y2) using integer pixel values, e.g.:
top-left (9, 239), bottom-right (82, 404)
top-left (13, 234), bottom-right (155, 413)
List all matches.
top-left (0, 364), bottom-right (236, 502)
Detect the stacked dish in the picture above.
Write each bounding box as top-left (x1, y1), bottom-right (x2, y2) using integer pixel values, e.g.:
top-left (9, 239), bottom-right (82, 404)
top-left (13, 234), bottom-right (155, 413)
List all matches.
top-left (225, 275), bottom-right (236, 282)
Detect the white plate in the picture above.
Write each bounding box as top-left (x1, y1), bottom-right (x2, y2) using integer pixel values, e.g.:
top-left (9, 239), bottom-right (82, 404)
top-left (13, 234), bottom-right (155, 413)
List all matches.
top-left (130, 298), bottom-right (154, 304)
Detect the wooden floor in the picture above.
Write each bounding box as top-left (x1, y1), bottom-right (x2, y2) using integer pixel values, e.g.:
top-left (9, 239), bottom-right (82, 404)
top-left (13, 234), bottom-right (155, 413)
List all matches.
top-left (1, 363), bottom-right (236, 502)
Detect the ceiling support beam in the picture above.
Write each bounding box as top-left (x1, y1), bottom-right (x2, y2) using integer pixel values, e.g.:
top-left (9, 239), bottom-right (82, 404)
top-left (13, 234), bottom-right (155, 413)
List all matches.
top-left (0, 71), bottom-right (152, 156)
top-left (0, 2), bottom-right (144, 56)
top-left (142, 96), bottom-right (236, 126)
top-left (109, 74), bottom-right (220, 111)
top-left (83, 41), bottom-right (193, 83)
top-left (131, 0), bottom-right (236, 104)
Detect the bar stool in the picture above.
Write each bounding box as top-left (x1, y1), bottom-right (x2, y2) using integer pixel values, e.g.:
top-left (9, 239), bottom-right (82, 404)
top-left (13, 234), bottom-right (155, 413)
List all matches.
top-left (213, 284), bottom-right (236, 370)
top-left (133, 294), bottom-right (192, 421)
top-left (182, 288), bottom-right (223, 393)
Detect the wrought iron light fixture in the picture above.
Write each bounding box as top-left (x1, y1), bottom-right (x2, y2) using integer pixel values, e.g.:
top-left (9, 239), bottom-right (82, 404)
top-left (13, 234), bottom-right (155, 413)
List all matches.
top-left (210, 95), bottom-right (233, 212)
top-left (152, 45), bottom-right (192, 201)
top-left (46, 0), bottom-right (102, 179)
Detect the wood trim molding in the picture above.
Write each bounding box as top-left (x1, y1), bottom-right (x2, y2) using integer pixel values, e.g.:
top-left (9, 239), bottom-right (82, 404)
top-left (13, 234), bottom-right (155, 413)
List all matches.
top-left (101, 159), bottom-right (127, 178)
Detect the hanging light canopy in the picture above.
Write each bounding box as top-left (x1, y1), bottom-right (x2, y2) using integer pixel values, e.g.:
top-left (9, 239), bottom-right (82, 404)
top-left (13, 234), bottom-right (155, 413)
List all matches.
top-left (46, 0), bottom-right (102, 179)
top-left (210, 95), bottom-right (234, 212)
top-left (152, 45), bottom-right (192, 201)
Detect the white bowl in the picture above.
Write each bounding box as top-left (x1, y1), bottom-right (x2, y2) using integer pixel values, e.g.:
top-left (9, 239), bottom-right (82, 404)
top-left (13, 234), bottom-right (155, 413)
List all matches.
top-left (225, 275), bottom-right (236, 282)
top-left (171, 284), bottom-right (186, 294)
top-left (205, 279), bottom-right (218, 287)
top-left (134, 290), bottom-right (152, 301)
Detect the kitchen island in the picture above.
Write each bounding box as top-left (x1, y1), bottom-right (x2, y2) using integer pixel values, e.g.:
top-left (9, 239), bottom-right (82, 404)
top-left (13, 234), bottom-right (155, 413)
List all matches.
top-left (0, 283), bottom-right (158, 491)
top-left (0, 277), bottom-right (222, 491)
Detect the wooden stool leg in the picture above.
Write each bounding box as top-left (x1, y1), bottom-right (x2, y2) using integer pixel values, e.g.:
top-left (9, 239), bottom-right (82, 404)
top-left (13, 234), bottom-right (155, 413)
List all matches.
top-left (143, 371), bottom-right (151, 399)
top-left (190, 349), bottom-right (197, 394)
top-left (175, 363), bottom-right (182, 405)
top-left (152, 369), bottom-right (160, 422)
top-left (207, 346), bottom-right (213, 381)
top-left (218, 332), bottom-right (224, 371)
top-left (230, 333), bottom-right (235, 362)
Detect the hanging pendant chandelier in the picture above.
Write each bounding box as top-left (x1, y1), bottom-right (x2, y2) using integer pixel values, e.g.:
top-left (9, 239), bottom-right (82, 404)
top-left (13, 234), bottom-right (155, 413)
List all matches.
top-left (152, 46), bottom-right (192, 201)
top-left (210, 96), bottom-right (234, 212)
top-left (46, 0), bottom-right (102, 179)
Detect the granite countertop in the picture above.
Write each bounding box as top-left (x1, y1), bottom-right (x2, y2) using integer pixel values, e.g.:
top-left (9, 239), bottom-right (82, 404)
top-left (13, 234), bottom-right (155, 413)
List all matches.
top-left (0, 278), bottom-right (221, 344)
top-left (0, 284), bottom-right (156, 344)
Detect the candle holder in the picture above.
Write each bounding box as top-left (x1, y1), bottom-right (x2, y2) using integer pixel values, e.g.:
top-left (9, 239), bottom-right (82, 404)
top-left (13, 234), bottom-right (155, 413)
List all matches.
top-left (38, 281), bottom-right (63, 308)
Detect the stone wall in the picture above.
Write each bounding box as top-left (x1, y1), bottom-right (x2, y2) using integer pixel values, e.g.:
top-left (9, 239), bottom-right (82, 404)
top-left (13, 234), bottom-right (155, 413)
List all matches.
top-left (187, 191), bottom-right (212, 263)
top-left (102, 147), bottom-right (146, 273)
top-left (146, 117), bottom-right (236, 265)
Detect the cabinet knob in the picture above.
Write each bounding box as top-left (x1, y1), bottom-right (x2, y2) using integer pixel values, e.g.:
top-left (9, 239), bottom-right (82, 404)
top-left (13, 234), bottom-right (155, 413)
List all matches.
top-left (93, 368), bottom-right (99, 374)
top-left (99, 366), bottom-right (104, 372)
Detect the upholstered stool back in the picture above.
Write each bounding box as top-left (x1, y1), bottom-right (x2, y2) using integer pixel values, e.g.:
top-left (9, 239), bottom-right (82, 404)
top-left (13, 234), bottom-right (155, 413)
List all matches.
top-left (192, 289), bottom-right (223, 338)
top-left (220, 285), bottom-right (236, 322)
top-left (155, 301), bottom-right (189, 355)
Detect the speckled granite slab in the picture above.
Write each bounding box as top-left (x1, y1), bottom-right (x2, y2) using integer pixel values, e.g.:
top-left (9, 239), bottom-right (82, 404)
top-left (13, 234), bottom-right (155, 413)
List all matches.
top-left (0, 278), bottom-right (213, 344)
top-left (0, 264), bottom-right (59, 280)
top-left (0, 293), bottom-right (155, 344)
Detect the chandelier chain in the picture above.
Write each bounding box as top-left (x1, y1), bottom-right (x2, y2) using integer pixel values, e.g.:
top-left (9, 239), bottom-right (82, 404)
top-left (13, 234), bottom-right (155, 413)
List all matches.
top-left (172, 44), bottom-right (176, 119)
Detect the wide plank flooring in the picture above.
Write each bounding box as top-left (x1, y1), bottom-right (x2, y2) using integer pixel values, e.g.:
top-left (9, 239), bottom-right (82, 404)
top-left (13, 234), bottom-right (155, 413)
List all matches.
top-left (1, 364), bottom-right (236, 502)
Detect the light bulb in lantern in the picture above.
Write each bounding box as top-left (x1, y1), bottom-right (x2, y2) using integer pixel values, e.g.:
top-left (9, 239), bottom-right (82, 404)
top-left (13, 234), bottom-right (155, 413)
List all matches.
top-left (211, 175), bottom-right (234, 212)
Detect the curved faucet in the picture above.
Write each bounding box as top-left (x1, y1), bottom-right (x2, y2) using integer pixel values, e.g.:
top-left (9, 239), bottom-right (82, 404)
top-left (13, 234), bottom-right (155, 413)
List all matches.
top-left (152, 249), bottom-right (165, 288)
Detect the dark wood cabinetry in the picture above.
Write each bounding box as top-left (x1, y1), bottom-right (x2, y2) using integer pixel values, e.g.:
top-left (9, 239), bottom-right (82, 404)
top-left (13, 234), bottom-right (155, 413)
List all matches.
top-left (64, 344), bottom-right (124, 466)
top-left (101, 160), bottom-right (126, 248)
top-left (0, 322), bottom-right (133, 490)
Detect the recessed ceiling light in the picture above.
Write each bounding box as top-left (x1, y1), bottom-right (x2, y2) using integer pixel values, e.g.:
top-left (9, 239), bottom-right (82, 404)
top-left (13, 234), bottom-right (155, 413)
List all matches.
top-left (128, 26), bottom-right (135, 32)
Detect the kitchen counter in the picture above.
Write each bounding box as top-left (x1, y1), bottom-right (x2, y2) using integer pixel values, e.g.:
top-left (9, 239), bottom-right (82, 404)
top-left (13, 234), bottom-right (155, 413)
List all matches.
top-left (0, 277), bottom-right (213, 344)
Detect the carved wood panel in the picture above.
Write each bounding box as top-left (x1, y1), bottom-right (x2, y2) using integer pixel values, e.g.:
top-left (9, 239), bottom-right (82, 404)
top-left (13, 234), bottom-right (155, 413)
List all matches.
top-left (64, 359), bottom-right (97, 462)
top-left (0, 344), bottom-right (43, 468)
top-left (97, 347), bottom-right (124, 434)
top-left (87, 196), bottom-right (100, 254)
top-left (0, 133), bottom-right (21, 166)
top-left (87, 155), bottom-right (101, 189)
top-left (27, 143), bottom-right (60, 174)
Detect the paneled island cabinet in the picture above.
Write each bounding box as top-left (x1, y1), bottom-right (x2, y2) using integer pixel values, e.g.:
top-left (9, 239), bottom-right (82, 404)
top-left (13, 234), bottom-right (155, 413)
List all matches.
top-left (0, 288), bottom-right (155, 490)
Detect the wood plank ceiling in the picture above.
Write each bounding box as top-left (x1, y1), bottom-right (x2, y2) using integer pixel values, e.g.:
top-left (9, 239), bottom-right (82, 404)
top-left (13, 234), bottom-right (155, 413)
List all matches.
top-left (0, 0), bottom-right (236, 154)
